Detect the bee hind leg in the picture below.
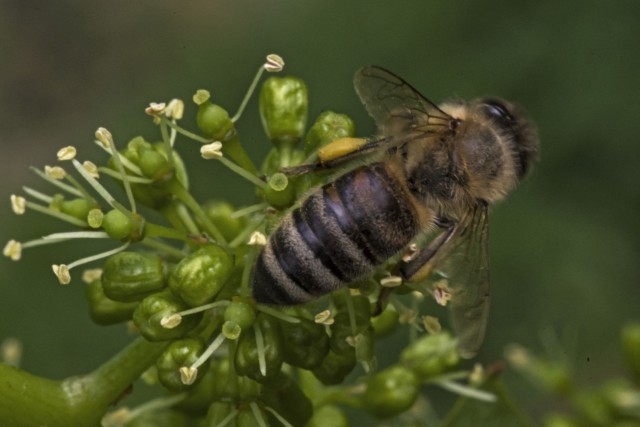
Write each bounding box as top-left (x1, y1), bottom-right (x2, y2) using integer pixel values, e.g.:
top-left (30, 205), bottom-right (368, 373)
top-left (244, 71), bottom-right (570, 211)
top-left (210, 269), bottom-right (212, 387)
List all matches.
top-left (373, 221), bottom-right (455, 315)
top-left (400, 220), bottom-right (455, 280)
top-left (281, 137), bottom-right (390, 176)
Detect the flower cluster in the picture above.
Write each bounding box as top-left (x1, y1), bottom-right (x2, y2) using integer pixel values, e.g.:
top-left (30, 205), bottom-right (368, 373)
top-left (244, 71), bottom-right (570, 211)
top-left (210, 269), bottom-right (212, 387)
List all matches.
top-left (4, 55), bottom-right (493, 426)
top-left (505, 323), bottom-right (640, 427)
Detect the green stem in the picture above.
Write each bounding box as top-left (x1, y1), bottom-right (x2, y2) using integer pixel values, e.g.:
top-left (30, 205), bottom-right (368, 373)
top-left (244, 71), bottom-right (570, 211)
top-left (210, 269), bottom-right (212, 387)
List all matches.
top-left (159, 201), bottom-right (191, 236)
top-left (315, 385), bottom-right (363, 409)
top-left (24, 201), bottom-right (88, 227)
top-left (164, 178), bottom-right (227, 245)
top-left (141, 238), bottom-right (187, 259)
top-left (439, 378), bottom-right (536, 427)
top-left (492, 379), bottom-right (537, 427)
top-left (144, 222), bottom-right (189, 241)
top-left (240, 245), bottom-right (259, 297)
top-left (218, 155), bottom-right (265, 189)
top-left (224, 135), bottom-right (258, 175)
top-left (161, 117), bottom-right (212, 144)
top-left (229, 219), bottom-right (263, 249)
top-left (0, 338), bottom-right (168, 427)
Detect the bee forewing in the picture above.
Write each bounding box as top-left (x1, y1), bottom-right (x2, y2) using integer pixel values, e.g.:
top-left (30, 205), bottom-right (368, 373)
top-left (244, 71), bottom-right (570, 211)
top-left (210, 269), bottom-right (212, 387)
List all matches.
top-left (354, 65), bottom-right (452, 137)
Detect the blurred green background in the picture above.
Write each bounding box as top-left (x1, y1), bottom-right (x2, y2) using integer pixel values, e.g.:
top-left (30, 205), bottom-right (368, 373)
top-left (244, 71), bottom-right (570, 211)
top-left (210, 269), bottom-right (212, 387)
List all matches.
top-left (1, 0), bottom-right (639, 423)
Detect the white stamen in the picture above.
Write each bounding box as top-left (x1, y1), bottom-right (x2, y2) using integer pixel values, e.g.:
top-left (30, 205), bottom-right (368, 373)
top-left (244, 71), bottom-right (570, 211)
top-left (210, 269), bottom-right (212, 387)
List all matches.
top-left (52, 264), bottom-right (71, 285)
top-left (57, 146), bottom-right (77, 161)
top-left (3, 240), bottom-right (22, 261)
top-left (200, 141), bottom-right (223, 159)
top-left (81, 268), bottom-right (103, 283)
top-left (95, 127), bottom-right (114, 149)
top-left (166, 99), bottom-right (184, 120)
top-left (145, 102), bottom-right (166, 116)
top-left (44, 165), bottom-right (67, 180)
top-left (179, 366), bottom-right (198, 385)
top-left (10, 195), bottom-right (26, 215)
top-left (248, 231), bottom-right (267, 246)
top-left (314, 309), bottom-right (334, 325)
top-left (82, 161), bottom-right (99, 178)
top-left (264, 54), bottom-right (285, 72)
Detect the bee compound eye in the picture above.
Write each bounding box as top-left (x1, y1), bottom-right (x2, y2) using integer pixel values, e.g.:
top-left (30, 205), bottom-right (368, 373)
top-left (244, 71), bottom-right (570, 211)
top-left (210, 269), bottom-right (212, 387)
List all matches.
top-left (481, 100), bottom-right (516, 134)
top-left (484, 101), bottom-right (511, 122)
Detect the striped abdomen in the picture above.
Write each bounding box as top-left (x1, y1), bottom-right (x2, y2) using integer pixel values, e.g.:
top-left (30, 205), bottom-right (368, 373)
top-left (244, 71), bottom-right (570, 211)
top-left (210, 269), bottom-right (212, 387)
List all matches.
top-left (253, 163), bottom-right (420, 305)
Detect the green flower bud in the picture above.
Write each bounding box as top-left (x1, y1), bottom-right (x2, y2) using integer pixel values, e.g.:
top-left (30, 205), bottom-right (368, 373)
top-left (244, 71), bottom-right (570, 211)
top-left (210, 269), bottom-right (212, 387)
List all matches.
top-left (196, 100), bottom-right (235, 141)
top-left (169, 244), bottom-right (233, 307)
top-left (506, 344), bottom-right (573, 395)
top-left (234, 314), bottom-right (283, 384)
top-left (102, 252), bottom-right (166, 302)
top-left (353, 330), bottom-right (375, 366)
top-left (84, 278), bottom-right (138, 325)
top-left (236, 404), bottom-right (267, 427)
top-left (138, 146), bottom-right (171, 180)
top-left (133, 290), bottom-right (200, 341)
top-left (331, 293), bottom-right (371, 315)
top-left (111, 138), bottom-right (189, 209)
top-left (102, 209), bottom-right (133, 240)
top-left (261, 372), bottom-right (313, 427)
top-left (60, 198), bottom-right (97, 221)
top-left (259, 76), bottom-right (308, 148)
top-left (260, 147), bottom-right (305, 175)
top-left (543, 414), bottom-right (581, 427)
top-left (210, 358), bottom-right (239, 400)
top-left (330, 311), bottom-right (372, 356)
top-left (48, 193), bottom-right (64, 211)
top-left (312, 350), bottom-right (357, 385)
top-left (372, 307), bottom-right (400, 338)
top-left (621, 322), bottom-right (640, 383)
top-left (263, 172), bottom-right (296, 209)
top-left (573, 389), bottom-right (612, 426)
top-left (201, 200), bottom-right (246, 242)
top-left (206, 401), bottom-right (235, 426)
top-left (599, 379), bottom-right (638, 421)
top-left (362, 366), bottom-right (420, 419)
top-left (307, 405), bottom-right (348, 427)
top-left (400, 332), bottom-right (460, 379)
top-left (279, 316), bottom-right (330, 369)
top-left (224, 298), bottom-right (257, 330)
top-left (536, 361), bottom-right (573, 395)
top-left (173, 367), bottom-right (218, 416)
top-left (156, 337), bottom-right (208, 392)
top-left (305, 111), bottom-right (355, 156)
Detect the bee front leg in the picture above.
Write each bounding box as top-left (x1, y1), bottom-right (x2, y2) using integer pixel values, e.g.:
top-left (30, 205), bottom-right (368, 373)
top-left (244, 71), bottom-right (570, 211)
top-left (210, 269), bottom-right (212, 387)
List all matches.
top-left (374, 220), bottom-right (456, 315)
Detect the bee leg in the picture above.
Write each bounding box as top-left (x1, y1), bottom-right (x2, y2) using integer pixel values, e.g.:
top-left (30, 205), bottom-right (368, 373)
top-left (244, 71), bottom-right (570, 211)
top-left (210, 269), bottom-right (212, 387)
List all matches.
top-left (373, 221), bottom-right (455, 315)
top-left (373, 287), bottom-right (395, 316)
top-left (282, 137), bottom-right (391, 176)
top-left (400, 220), bottom-right (455, 280)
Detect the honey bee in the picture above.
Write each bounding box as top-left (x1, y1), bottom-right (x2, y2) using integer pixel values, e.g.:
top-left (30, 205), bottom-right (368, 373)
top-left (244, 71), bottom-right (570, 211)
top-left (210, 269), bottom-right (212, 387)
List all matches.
top-left (252, 66), bottom-right (539, 357)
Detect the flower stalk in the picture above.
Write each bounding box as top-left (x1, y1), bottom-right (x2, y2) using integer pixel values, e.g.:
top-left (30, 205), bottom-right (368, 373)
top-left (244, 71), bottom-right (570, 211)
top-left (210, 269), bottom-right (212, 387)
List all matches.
top-left (0, 338), bottom-right (167, 427)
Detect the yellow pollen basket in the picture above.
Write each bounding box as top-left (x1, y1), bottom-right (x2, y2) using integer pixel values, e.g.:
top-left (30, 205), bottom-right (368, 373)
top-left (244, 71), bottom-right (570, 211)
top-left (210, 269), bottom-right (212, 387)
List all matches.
top-left (318, 137), bottom-right (367, 163)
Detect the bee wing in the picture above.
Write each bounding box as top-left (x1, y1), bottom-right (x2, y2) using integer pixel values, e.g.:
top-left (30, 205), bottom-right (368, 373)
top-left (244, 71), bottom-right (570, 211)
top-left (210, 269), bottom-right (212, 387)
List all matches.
top-left (284, 67), bottom-right (453, 177)
top-left (431, 204), bottom-right (491, 359)
top-left (354, 65), bottom-right (453, 137)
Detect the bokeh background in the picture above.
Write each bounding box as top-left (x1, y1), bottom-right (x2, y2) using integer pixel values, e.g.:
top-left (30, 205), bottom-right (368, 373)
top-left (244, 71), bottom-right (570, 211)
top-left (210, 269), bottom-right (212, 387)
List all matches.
top-left (1, 0), bottom-right (639, 424)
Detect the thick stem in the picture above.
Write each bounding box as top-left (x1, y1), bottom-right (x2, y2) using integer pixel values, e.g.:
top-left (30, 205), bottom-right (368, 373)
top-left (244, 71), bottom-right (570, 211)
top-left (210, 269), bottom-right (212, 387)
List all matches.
top-left (0, 337), bottom-right (167, 427)
top-left (224, 135), bottom-right (258, 175)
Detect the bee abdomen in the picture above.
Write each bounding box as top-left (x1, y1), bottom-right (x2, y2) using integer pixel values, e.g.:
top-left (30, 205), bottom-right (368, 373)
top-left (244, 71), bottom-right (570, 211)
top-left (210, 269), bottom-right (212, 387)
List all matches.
top-left (253, 163), bottom-right (419, 305)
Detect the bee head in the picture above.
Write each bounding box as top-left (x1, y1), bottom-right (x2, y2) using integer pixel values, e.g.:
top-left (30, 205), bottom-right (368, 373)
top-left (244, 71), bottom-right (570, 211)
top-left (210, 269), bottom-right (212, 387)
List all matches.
top-left (479, 98), bottom-right (539, 180)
